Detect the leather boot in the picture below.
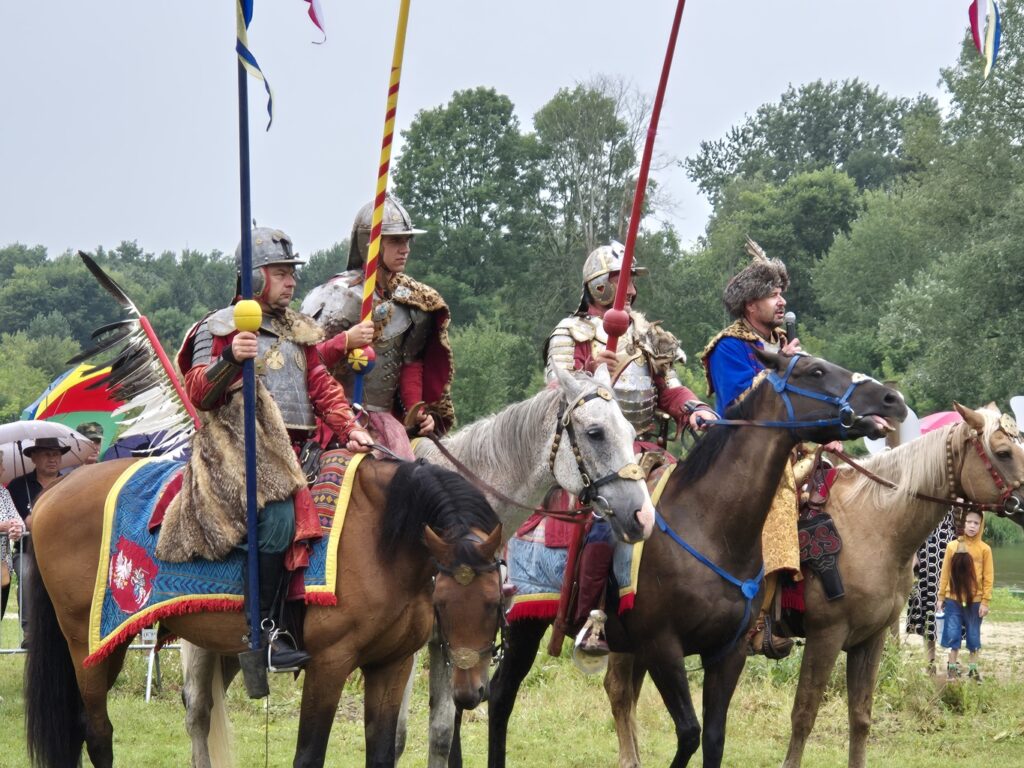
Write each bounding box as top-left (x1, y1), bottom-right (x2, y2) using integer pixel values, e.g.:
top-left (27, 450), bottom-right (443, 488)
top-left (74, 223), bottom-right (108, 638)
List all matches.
top-left (571, 541), bottom-right (614, 656)
top-left (748, 611), bottom-right (794, 659)
top-left (245, 554), bottom-right (310, 671)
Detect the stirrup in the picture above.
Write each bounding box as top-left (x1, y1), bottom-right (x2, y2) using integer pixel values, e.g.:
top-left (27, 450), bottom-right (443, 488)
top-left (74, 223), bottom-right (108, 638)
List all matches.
top-left (263, 621), bottom-right (310, 673)
top-left (572, 610), bottom-right (609, 675)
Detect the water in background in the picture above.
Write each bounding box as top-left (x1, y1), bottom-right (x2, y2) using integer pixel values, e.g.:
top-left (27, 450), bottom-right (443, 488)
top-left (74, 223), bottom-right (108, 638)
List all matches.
top-left (993, 541), bottom-right (1024, 588)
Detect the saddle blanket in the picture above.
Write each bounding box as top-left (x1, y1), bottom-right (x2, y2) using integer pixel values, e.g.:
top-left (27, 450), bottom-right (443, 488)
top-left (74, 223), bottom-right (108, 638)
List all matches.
top-left (85, 453), bottom-right (366, 667)
top-left (505, 464), bottom-right (676, 622)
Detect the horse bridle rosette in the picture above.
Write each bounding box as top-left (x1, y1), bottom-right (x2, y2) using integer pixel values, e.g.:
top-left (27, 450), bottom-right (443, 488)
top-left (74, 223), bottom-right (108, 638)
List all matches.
top-left (548, 387), bottom-right (644, 512)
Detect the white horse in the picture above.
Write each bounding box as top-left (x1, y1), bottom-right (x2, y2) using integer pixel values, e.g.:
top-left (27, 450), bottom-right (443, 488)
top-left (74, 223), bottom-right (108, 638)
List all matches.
top-left (180, 366), bottom-right (651, 767)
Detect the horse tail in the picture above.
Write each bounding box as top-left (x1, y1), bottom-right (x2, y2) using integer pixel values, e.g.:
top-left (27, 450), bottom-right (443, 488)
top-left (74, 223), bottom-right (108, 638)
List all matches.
top-left (208, 654), bottom-right (235, 768)
top-left (25, 562), bottom-right (86, 768)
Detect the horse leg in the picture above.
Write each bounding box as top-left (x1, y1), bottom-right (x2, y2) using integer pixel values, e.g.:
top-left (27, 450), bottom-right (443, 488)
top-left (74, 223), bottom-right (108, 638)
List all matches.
top-left (181, 641), bottom-right (218, 768)
top-left (698, 646), bottom-right (748, 768)
top-left (294, 649), bottom-right (357, 768)
top-left (605, 652), bottom-right (644, 768)
top-left (845, 632), bottom-right (887, 768)
top-left (449, 708), bottom-right (464, 768)
top-left (487, 618), bottom-right (548, 768)
top-left (77, 643), bottom-right (130, 768)
top-left (782, 632), bottom-right (845, 768)
top-left (426, 628), bottom-right (457, 768)
top-left (208, 653), bottom-right (240, 768)
top-left (644, 639), bottom-right (700, 768)
top-left (364, 656), bottom-right (418, 768)
top-left (395, 650), bottom-right (417, 763)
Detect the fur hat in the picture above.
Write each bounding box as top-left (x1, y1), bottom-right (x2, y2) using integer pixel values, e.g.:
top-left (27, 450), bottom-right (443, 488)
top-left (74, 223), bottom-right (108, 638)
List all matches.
top-left (722, 237), bottom-right (790, 319)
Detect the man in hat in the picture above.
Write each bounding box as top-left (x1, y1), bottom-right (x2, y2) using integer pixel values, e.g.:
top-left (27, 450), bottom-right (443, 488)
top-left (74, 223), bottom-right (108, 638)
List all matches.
top-left (543, 241), bottom-right (716, 656)
top-left (177, 226), bottom-right (373, 671)
top-left (700, 237), bottom-right (800, 658)
top-left (74, 422), bottom-right (103, 465)
top-left (301, 193), bottom-right (455, 459)
top-left (6, 436), bottom-right (69, 646)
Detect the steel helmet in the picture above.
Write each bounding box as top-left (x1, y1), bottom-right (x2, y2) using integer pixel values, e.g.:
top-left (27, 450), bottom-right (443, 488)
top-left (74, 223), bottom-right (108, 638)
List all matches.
top-left (234, 227), bottom-right (306, 300)
top-left (346, 193), bottom-right (426, 270)
top-left (581, 241), bottom-right (648, 309)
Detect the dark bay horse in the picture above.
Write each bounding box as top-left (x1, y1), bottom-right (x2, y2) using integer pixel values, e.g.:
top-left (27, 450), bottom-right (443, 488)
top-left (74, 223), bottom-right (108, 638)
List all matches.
top-left (24, 458), bottom-right (503, 768)
top-left (486, 352), bottom-right (906, 768)
top-left (779, 403), bottom-right (1024, 768)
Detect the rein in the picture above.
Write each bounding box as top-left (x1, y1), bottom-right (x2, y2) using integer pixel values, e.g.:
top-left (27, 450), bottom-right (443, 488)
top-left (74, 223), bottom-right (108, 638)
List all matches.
top-left (826, 424), bottom-right (1023, 516)
top-left (701, 354), bottom-right (868, 436)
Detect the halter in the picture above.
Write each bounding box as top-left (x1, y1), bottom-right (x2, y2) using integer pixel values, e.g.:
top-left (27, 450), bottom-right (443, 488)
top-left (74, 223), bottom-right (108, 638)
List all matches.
top-left (703, 354), bottom-right (869, 437)
top-left (548, 386), bottom-right (645, 508)
top-left (432, 555), bottom-right (507, 670)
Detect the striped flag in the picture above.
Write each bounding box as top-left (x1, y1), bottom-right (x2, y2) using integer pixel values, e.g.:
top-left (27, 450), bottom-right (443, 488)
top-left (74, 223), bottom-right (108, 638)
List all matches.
top-left (968, 0), bottom-right (1002, 79)
top-left (304, 0), bottom-right (327, 39)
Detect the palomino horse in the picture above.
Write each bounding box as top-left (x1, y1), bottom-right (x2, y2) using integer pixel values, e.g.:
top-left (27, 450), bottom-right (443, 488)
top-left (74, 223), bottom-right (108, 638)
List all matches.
top-left (177, 366), bottom-right (650, 768)
top-left (778, 403), bottom-right (1024, 768)
top-left (24, 458), bottom-right (503, 768)
top-left (409, 364), bottom-right (654, 766)
top-left (485, 352), bottom-right (906, 768)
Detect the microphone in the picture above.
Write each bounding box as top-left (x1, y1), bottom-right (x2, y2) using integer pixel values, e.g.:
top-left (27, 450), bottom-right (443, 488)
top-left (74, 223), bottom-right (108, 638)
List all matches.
top-left (784, 311), bottom-right (796, 342)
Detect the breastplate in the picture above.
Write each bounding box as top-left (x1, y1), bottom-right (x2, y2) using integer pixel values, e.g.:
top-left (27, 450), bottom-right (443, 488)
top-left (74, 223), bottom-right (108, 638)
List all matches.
top-left (255, 325), bottom-right (315, 431)
top-left (362, 300), bottom-right (413, 411)
top-left (586, 317), bottom-right (657, 435)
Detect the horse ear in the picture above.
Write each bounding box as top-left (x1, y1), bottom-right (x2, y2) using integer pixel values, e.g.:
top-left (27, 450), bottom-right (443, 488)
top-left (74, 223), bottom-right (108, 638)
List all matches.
top-left (477, 524), bottom-right (502, 560)
top-left (592, 363), bottom-right (613, 389)
top-left (953, 402), bottom-right (986, 433)
top-left (554, 365), bottom-right (583, 400)
top-left (754, 346), bottom-right (783, 371)
top-left (423, 525), bottom-right (452, 564)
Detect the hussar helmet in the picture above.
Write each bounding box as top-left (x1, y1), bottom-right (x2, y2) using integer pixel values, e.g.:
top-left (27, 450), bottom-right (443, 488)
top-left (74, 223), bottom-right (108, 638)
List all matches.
top-left (346, 193), bottom-right (426, 270)
top-left (579, 241), bottom-right (648, 310)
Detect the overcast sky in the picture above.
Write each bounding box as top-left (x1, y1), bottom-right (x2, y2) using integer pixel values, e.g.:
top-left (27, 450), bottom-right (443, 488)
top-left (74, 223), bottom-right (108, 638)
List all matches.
top-left (0, 1), bottom-right (971, 261)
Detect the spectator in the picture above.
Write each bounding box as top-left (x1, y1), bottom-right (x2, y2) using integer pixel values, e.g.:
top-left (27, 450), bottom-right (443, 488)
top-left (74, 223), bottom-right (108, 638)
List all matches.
top-left (0, 485), bottom-right (25, 620)
top-left (937, 510), bottom-right (993, 682)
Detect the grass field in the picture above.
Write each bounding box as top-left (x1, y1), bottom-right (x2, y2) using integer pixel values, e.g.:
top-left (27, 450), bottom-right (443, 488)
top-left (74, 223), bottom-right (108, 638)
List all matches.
top-left (3, 593), bottom-right (1024, 767)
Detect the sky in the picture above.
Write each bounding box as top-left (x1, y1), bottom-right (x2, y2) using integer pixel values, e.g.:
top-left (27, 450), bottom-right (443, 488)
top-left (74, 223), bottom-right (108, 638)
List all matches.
top-left (0, 1), bottom-right (973, 261)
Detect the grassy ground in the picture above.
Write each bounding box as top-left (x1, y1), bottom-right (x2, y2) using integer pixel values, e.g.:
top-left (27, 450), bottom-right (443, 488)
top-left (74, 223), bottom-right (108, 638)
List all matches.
top-left (3, 594), bottom-right (1024, 767)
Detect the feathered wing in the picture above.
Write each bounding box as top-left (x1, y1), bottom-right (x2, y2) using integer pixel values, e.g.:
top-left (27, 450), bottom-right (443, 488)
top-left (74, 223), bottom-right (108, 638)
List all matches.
top-left (71, 252), bottom-right (198, 457)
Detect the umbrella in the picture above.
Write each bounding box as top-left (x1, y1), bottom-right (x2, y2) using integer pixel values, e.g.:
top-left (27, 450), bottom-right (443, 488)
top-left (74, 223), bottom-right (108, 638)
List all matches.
top-left (919, 410), bottom-right (963, 435)
top-left (0, 421), bottom-right (92, 485)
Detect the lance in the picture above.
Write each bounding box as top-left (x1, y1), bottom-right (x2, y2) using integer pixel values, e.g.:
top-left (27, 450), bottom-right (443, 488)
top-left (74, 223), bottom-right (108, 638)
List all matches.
top-left (603, 0), bottom-right (688, 352)
top-left (233, 0), bottom-right (270, 697)
top-left (348, 0), bottom-right (414, 405)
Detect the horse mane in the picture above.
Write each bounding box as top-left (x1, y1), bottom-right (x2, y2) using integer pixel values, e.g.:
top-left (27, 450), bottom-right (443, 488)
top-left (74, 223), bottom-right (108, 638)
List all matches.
top-left (837, 410), bottom-right (999, 506)
top-left (436, 385), bottom-right (563, 479)
top-left (378, 460), bottom-right (499, 563)
top-left (674, 380), bottom-right (764, 487)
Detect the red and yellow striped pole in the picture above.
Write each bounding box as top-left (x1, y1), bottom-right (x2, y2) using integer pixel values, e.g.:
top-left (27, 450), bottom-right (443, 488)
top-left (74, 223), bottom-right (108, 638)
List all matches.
top-left (360, 0), bottom-right (411, 322)
top-left (348, 0), bottom-right (412, 402)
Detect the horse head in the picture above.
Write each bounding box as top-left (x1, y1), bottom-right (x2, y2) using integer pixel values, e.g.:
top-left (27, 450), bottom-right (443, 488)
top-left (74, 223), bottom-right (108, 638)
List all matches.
top-left (754, 351), bottom-right (907, 442)
top-left (950, 403), bottom-right (1024, 521)
top-left (551, 366), bottom-right (655, 544)
top-left (425, 524), bottom-right (503, 710)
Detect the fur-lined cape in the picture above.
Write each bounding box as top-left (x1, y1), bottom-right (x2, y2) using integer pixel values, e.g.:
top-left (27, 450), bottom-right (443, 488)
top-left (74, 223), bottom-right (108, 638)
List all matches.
top-left (722, 237), bottom-right (790, 319)
top-left (155, 381), bottom-right (307, 562)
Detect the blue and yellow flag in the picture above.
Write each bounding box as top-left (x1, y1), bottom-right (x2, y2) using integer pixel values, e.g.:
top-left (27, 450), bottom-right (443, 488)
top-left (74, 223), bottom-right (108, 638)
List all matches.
top-left (236, 0), bottom-right (274, 128)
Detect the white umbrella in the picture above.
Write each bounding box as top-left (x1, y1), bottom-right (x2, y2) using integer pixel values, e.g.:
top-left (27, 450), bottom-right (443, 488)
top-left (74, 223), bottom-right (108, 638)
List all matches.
top-left (0, 421), bottom-right (92, 485)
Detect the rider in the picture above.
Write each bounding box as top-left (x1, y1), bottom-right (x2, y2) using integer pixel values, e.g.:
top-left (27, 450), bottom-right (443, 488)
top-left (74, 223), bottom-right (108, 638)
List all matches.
top-left (179, 226), bottom-right (373, 670)
top-left (544, 241), bottom-right (715, 655)
top-left (302, 193), bottom-right (454, 459)
top-left (700, 237), bottom-right (801, 657)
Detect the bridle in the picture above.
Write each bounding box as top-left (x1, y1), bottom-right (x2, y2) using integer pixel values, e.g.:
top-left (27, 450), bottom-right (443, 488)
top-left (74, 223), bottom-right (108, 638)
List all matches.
top-left (432, 554), bottom-right (507, 670)
top-left (701, 354), bottom-right (872, 437)
top-left (548, 386), bottom-right (645, 510)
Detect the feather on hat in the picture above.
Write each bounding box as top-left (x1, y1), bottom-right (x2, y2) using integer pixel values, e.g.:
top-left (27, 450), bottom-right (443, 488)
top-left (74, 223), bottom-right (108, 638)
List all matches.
top-left (722, 237), bottom-right (790, 319)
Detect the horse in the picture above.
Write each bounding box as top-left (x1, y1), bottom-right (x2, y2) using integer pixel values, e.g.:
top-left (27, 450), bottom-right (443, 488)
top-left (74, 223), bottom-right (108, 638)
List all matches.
top-left (24, 457), bottom-right (504, 768)
top-left (777, 403), bottom-right (1024, 768)
top-left (484, 351), bottom-right (907, 768)
top-left (177, 365), bottom-right (650, 768)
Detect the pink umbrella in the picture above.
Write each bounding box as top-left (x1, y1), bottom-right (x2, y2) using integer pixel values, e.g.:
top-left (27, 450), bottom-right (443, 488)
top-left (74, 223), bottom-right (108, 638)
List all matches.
top-left (919, 410), bottom-right (963, 435)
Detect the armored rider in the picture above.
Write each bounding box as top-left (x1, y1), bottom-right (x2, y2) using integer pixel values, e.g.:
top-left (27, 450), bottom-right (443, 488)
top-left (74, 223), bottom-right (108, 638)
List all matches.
top-left (544, 241), bottom-right (716, 656)
top-left (179, 227), bottom-right (372, 671)
top-left (301, 193), bottom-right (455, 459)
top-left (700, 237), bottom-right (802, 657)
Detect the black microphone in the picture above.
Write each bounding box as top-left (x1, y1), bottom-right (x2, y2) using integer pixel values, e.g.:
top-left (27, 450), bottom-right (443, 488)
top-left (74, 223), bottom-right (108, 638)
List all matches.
top-left (784, 311), bottom-right (796, 342)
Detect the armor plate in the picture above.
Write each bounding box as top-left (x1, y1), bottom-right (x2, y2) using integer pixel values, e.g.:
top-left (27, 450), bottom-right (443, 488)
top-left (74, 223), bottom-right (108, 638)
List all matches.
top-left (256, 317), bottom-right (315, 431)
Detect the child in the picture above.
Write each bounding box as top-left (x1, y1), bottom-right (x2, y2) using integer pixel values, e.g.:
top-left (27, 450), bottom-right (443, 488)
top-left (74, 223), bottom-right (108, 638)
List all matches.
top-left (936, 510), bottom-right (993, 681)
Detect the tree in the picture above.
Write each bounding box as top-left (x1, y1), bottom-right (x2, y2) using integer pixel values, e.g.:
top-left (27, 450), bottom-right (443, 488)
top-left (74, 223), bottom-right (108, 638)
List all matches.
top-left (684, 79), bottom-right (939, 203)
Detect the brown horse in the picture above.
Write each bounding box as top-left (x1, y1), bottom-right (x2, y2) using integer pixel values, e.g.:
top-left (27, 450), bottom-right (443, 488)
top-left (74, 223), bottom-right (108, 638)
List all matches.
top-left (24, 457), bottom-right (503, 768)
top-left (778, 403), bottom-right (1024, 768)
top-left (486, 352), bottom-right (907, 768)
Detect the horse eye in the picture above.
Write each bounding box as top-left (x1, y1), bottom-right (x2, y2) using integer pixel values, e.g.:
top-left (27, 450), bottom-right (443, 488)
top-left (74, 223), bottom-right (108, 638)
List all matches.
top-left (810, 368), bottom-right (824, 378)
top-left (586, 427), bottom-right (605, 441)
top-left (996, 449), bottom-right (1012, 459)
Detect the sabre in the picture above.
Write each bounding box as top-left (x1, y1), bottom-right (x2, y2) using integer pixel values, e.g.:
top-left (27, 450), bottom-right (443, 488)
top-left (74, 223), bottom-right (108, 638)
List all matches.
top-left (604, 0), bottom-right (689, 353)
top-left (350, 0), bottom-right (414, 405)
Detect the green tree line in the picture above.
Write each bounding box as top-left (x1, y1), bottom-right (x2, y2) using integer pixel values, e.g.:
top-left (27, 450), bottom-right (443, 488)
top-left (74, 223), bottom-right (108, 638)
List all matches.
top-left (4, 3), bottom-right (1024, 426)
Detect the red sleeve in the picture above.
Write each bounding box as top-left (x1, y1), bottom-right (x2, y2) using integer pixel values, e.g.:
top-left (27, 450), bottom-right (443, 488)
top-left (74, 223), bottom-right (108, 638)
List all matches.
top-left (316, 331), bottom-right (348, 369)
top-left (656, 379), bottom-right (702, 422)
top-left (574, 341), bottom-right (592, 373)
top-left (399, 361), bottom-right (424, 411)
top-left (183, 333), bottom-right (238, 411)
top-left (305, 346), bottom-right (356, 441)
